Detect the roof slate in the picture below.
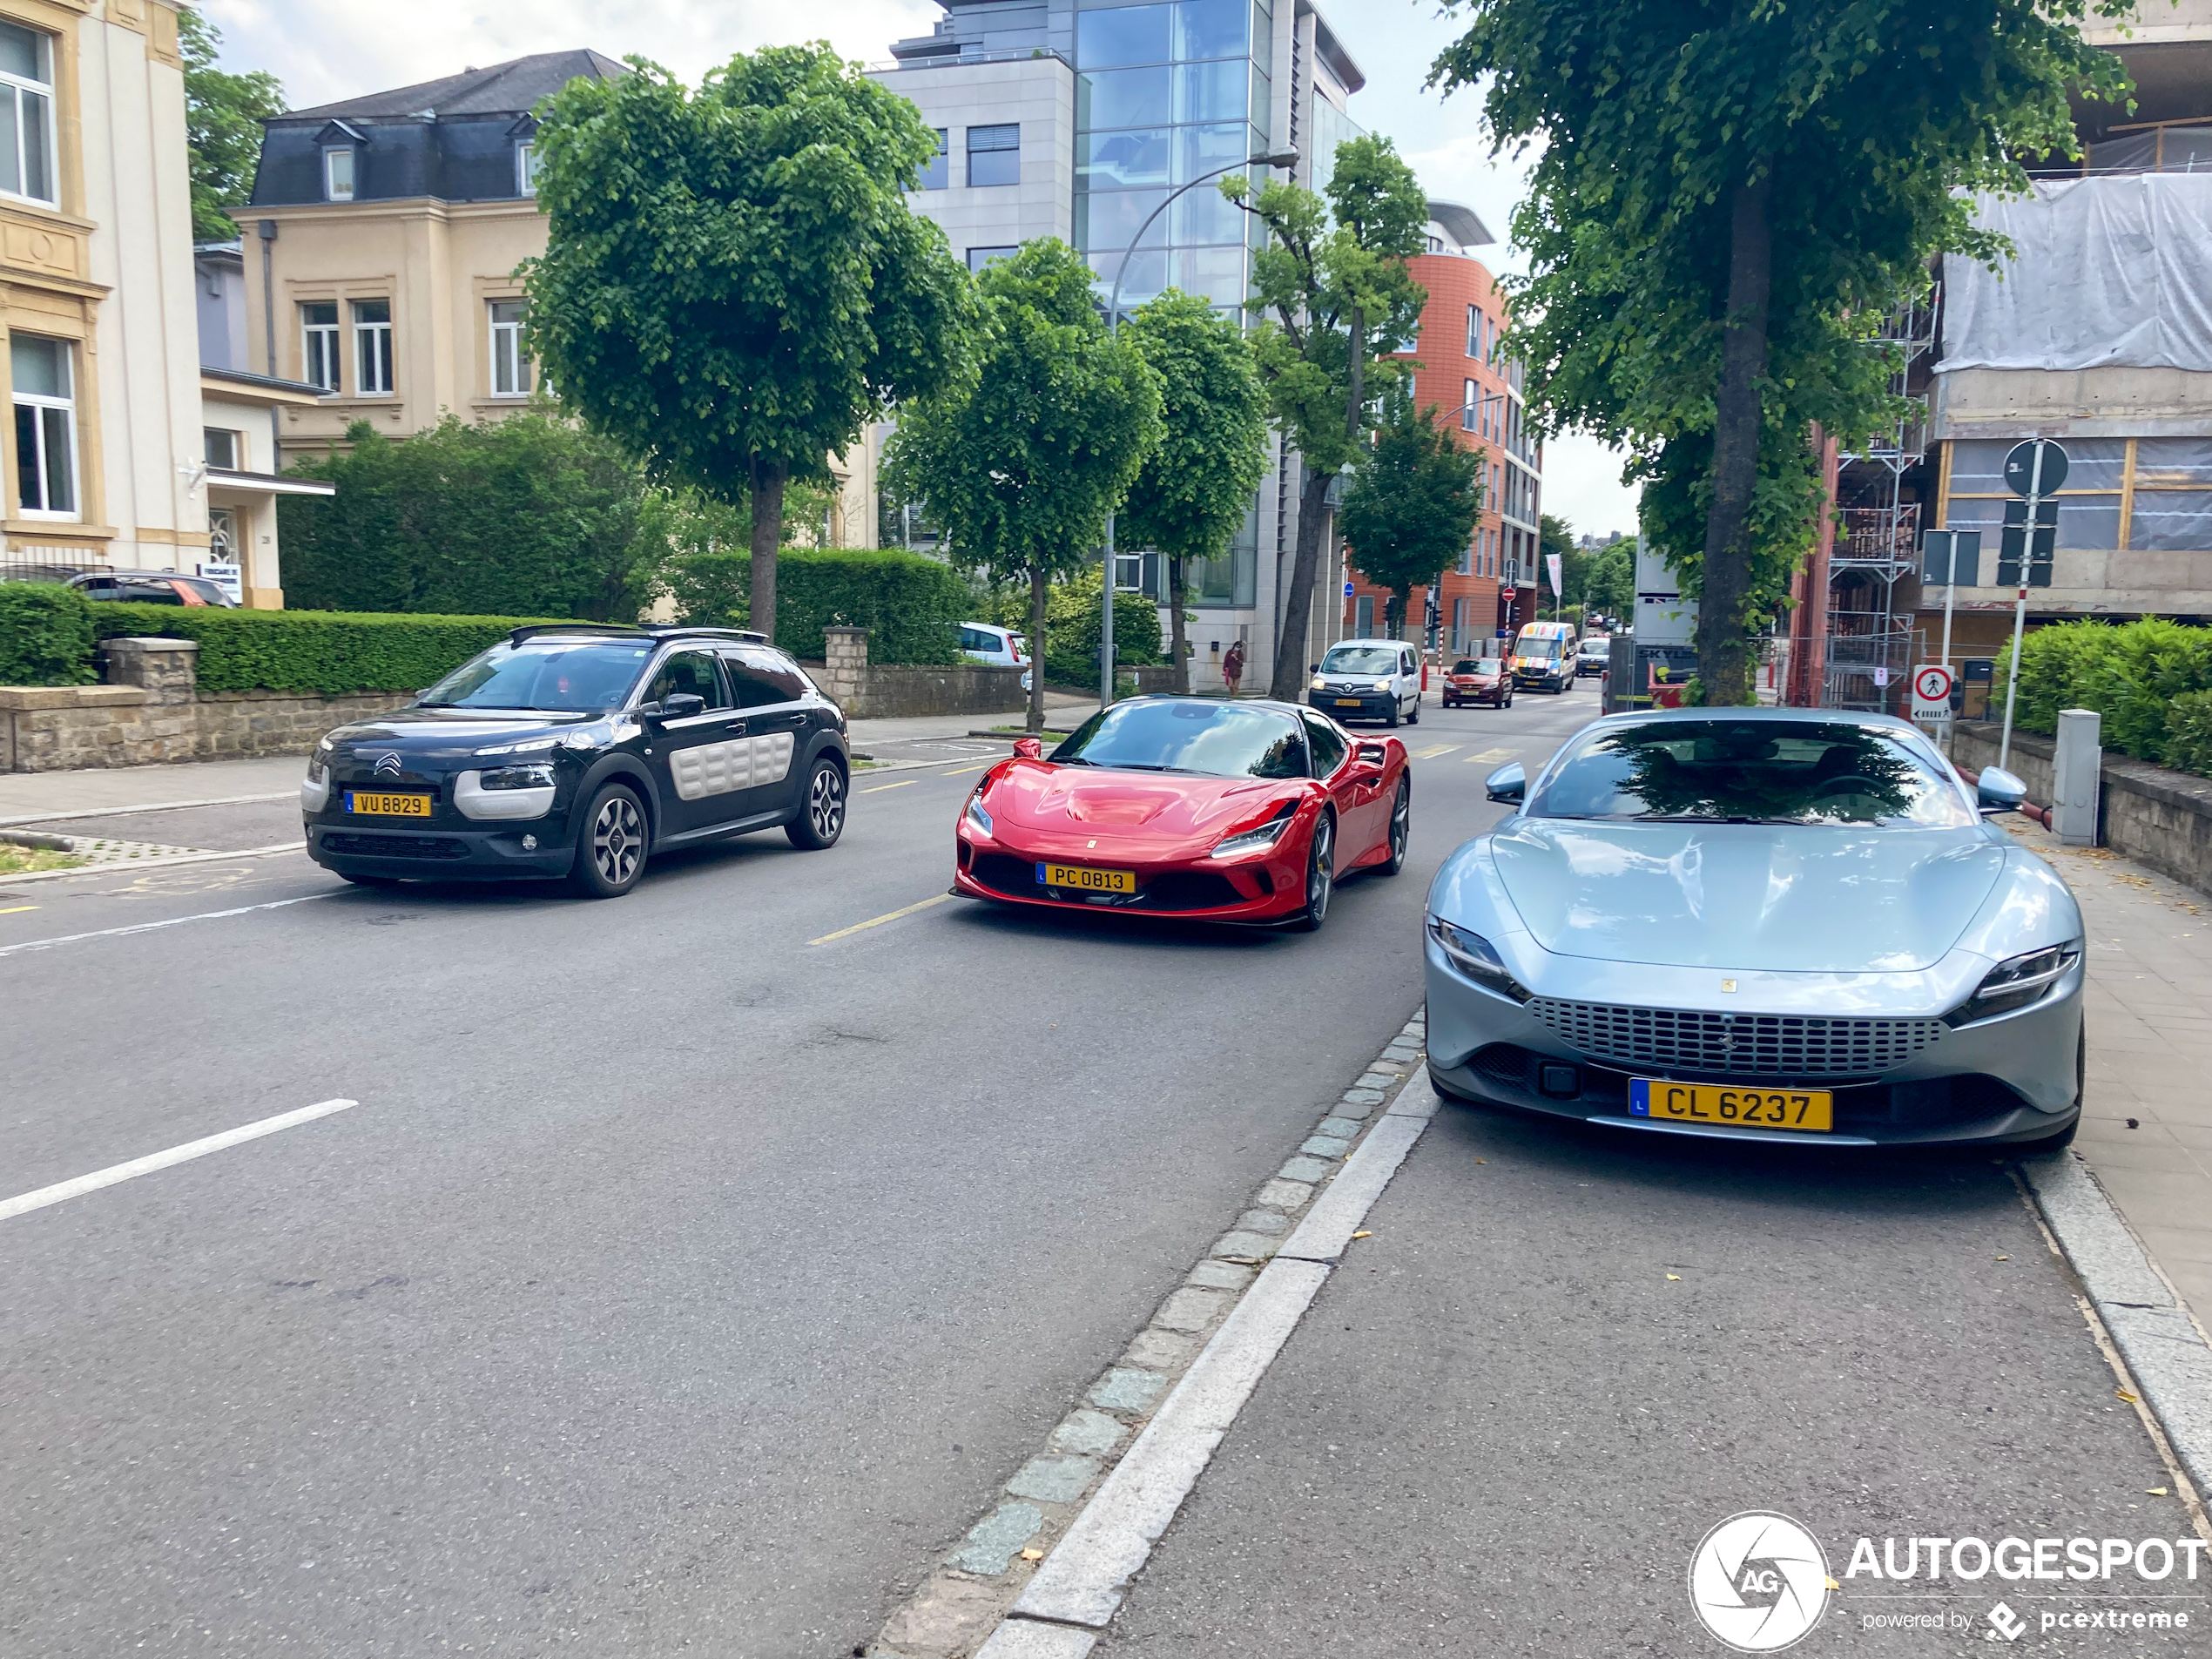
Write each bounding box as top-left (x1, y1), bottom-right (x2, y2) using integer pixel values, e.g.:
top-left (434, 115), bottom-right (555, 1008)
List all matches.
top-left (276, 50), bottom-right (625, 123)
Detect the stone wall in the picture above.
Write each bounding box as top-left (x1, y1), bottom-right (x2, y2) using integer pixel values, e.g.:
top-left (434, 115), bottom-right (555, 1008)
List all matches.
top-left (0, 637), bottom-right (414, 772)
top-left (812, 625), bottom-right (1026, 721)
top-left (1949, 719), bottom-right (2212, 898)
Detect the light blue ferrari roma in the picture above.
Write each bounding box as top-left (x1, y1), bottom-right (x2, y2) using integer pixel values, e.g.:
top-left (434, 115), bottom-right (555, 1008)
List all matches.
top-left (1424, 709), bottom-right (2084, 1148)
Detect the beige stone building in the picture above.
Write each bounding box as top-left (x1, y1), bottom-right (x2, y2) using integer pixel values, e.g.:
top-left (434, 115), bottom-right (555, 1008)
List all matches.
top-left (0, 0), bottom-right (212, 583)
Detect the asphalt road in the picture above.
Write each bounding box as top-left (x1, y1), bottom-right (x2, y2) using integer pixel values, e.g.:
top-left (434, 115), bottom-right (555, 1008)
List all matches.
top-left (0, 684), bottom-right (1594, 1657)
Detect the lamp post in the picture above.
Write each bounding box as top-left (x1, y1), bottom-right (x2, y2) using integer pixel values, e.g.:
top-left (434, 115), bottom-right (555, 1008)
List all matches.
top-left (1098, 147), bottom-right (1298, 711)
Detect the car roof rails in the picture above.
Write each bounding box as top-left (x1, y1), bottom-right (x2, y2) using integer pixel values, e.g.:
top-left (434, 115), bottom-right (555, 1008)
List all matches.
top-left (644, 625), bottom-right (771, 644)
top-left (505, 623), bottom-right (771, 646)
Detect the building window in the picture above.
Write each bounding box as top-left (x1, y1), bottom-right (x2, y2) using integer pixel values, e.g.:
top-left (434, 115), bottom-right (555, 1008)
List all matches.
top-left (0, 21), bottom-right (53, 206)
top-left (300, 302), bottom-right (341, 390)
top-left (1466, 306), bottom-right (1480, 361)
top-left (10, 333), bottom-right (76, 517)
top-left (967, 246), bottom-right (1018, 272)
top-left (1456, 536), bottom-right (1473, 577)
top-left (968, 124), bottom-right (1021, 187)
top-left (1354, 594), bottom-right (1374, 637)
top-left (516, 141), bottom-right (540, 196)
top-left (918, 129), bottom-right (948, 191)
top-left (489, 300), bottom-right (529, 397)
top-left (1463, 378), bottom-right (1478, 432)
top-left (354, 300), bottom-right (393, 395)
top-left (1451, 597), bottom-right (1467, 651)
top-left (324, 146), bottom-right (356, 202)
top-left (204, 428), bottom-right (242, 470)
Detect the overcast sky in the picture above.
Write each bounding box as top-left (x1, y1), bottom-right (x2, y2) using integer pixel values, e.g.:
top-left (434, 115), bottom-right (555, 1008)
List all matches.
top-left (199, 0), bottom-right (1640, 539)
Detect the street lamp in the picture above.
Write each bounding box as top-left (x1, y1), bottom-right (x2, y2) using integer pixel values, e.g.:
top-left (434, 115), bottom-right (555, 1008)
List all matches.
top-left (1097, 147), bottom-right (1298, 710)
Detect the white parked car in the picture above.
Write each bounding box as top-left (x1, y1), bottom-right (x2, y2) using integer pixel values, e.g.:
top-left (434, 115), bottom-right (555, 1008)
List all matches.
top-left (961, 622), bottom-right (1034, 692)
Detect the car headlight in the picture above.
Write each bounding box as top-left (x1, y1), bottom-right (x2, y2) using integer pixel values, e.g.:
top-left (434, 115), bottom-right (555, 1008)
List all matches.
top-left (475, 735), bottom-right (563, 757)
top-left (1427, 915), bottom-right (1532, 1003)
top-left (1310, 675), bottom-right (1326, 691)
top-left (1945, 941), bottom-right (2082, 1028)
top-left (1372, 678), bottom-right (1393, 691)
top-left (480, 763), bottom-right (556, 791)
top-left (306, 751), bottom-right (327, 784)
top-left (1209, 803), bottom-right (1296, 860)
top-left (964, 795), bottom-right (994, 837)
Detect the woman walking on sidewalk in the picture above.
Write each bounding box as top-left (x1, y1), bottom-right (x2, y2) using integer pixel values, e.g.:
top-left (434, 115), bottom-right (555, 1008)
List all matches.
top-left (1222, 639), bottom-right (1245, 699)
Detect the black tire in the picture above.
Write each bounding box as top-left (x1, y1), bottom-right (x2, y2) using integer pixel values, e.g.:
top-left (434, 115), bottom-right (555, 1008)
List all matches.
top-left (1379, 777), bottom-right (1411, 877)
top-left (1384, 700), bottom-right (1400, 729)
top-left (1290, 811), bottom-right (1335, 932)
top-left (786, 756), bottom-right (848, 850)
top-left (569, 781), bottom-right (649, 899)
top-left (1406, 697), bottom-right (1420, 725)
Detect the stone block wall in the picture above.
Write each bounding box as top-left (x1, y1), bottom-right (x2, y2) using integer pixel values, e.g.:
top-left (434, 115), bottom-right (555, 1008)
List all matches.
top-left (810, 626), bottom-right (1027, 721)
top-left (0, 637), bottom-right (415, 772)
top-left (1949, 720), bottom-right (2212, 898)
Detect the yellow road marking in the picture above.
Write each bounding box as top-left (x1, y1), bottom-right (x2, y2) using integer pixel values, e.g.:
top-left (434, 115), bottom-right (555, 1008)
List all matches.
top-left (1412, 744), bottom-right (1460, 759)
top-left (940, 762), bottom-right (995, 777)
top-left (1465, 748), bottom-right (1516, 764)
top-left (0, 904), bottom-right (37, 914)
top-left (808, 893), bottom-right (954, 947)
top-left (860, 779), bottom-right (915, 793)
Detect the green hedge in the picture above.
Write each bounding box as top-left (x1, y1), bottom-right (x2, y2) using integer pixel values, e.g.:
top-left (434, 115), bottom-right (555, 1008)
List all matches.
top-left (771, 548), bottom-right (969, 665)
top-left (0, 583), bottom-right (97, 685)
top-left (86, 604), bottom-right (561, 696)
top-left (2006, 617), bottom-right (2212, 777)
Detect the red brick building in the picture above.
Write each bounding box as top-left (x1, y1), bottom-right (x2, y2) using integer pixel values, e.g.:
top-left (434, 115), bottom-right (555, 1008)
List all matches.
top-left (1341, 200), bottom-right (1544, 658)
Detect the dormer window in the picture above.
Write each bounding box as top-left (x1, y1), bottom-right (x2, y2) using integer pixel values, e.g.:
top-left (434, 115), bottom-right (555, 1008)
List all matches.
top-left (324, 146), bottom-right (355, 201)
top-left (516, 141), bottom-right (540, 196)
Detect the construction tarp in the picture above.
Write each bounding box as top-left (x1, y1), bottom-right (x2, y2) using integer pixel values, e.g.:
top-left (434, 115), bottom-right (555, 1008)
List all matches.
top-left (1938, 173), bottom-right (2212, 374)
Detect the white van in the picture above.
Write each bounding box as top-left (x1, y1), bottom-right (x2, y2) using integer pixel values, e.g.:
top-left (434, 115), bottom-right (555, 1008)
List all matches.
top-left (1309, 637), bottom-right (1422, 726)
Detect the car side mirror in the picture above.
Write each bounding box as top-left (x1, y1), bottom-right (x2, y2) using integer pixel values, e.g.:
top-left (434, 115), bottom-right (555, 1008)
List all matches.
top-left (1976, 765), bottom-right (2027, 814)
top-left (1012, 736), bottom-right (1043, 760)
top-left (1356, 741), bottom-right (1387, 763)
top-left (660, 692), bottom-right (707, 721)
top-left (632, 699), bottom-right (663, 720)
top-left (1486, 761), bottom-right (1527, 804)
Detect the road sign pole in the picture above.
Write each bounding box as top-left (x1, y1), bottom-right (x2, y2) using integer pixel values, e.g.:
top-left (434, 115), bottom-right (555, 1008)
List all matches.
top-left (1998, 443), bottom-right (2046, 772)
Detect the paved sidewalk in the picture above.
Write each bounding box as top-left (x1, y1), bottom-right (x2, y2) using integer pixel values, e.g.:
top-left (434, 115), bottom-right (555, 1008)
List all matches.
top-left (2006, 820), bottom-right (2212, 1327)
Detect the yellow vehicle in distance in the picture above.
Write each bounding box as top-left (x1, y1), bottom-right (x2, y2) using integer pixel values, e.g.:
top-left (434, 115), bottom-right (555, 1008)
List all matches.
top-left (1509, 620), bottom-right (1577, 693)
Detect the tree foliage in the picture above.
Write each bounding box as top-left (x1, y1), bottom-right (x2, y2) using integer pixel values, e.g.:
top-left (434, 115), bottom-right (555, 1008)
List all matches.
top-left (1118, 291), bottom-right (1269, 691)
top-left (523, 44), bottom-right (973, 642)
top-left (278, 417), bottom-right (658, 621)
top-left (1339, 400), bottom-right (1484, 638)
top-left (1224, 137), bottom-right (1428, 696)
top-left (883, 239), bottom-right (1163, 730)
top-left (1433, 0), bottom-right (2135, 703)
top-left (178, 7), bottom-right (285, 244)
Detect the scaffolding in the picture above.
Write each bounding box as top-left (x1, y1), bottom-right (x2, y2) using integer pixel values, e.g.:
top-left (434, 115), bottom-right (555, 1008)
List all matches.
top-left (1819, 291), bottom-right (1938, 711)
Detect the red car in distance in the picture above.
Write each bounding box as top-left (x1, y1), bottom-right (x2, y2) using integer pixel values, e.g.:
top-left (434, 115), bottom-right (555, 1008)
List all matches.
top-left (1440, 654), bottom-right (1514, 709)
top-left (953, 698), bottom-right (1411, 932)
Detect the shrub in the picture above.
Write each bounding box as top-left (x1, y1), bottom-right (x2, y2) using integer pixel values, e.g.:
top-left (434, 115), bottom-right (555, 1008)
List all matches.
top-left (2162, 690), bottom-right (2212, 779)
top-left (772, 548), bottom-right (969, 665)
top-left (85, 604), bottom-right (559, 695)
top-left (0, 582), bottom-right (97, 685)
top-left (2005, 617), bottom-right (2212, 763)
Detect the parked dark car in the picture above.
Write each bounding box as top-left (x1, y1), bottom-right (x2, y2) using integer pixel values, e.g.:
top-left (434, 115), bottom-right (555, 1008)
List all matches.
top-left (1440, 656), bottom-right (1513, 709)
top-left (302, 624), bottom-right (850, 898)
top-left (69, 570), bottom-right (239, 606)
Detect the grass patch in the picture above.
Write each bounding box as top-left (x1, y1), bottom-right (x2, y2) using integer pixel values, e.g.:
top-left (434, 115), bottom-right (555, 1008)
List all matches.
top-left (986, 726), bottom-right (1072, 741)
top-left (0, 844), bottom-right (85, 874)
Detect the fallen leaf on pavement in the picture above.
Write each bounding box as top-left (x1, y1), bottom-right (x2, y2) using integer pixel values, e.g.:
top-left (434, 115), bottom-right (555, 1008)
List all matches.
top-left (1824, 1576), bottom-right (1840, 1592)
top-left (2117, 1389), bottom-right (2140, 1404)
top-left (1351, 1231), bottom-right (1372, 1239)
top-left (1996, 1255), bottom-right (2009, 1261)
top-left (1020, 1548), bottom-right (1043, 1561)
top-left (1474, 1157), bottom-right (1487, 1164)
top-left (2148, 1487), bottom-right (2169, 1497)
top-left (1666, 1274), bottom-right (1683, 1282)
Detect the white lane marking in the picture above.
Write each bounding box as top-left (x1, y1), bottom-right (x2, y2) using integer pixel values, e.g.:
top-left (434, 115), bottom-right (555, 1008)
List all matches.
top-left (808, 892), bottom-right (953, 946)
top-left (860, 779), bottom-right (917, 794)
top-left (1411, 743), bottom-right (1460, 759)
top-left (0, 1098), bottom-right (358, 1224)
top-left (0, 891), bottom-right (336, 959)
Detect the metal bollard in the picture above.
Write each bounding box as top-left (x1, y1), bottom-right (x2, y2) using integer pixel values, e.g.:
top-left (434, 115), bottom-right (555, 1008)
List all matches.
top-left (2052, 708), bottom-right (2102, 846)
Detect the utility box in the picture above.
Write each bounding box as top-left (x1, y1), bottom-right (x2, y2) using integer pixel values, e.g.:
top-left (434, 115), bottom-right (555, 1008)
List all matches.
top-left (2052, 707), bottom-right (2102, 847)
top-left (1633, 536), bottom-right (1696, 649)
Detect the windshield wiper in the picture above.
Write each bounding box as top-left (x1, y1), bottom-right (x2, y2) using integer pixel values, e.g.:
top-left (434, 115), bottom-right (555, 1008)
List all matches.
top-left (1634, 814), bottom-right (1764, 825)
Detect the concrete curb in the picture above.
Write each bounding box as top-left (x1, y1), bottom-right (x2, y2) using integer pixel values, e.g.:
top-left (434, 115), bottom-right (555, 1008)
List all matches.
top-left (0, 790), bottom-right (294, 828)
top-left (2020, 1150), bottom-right (2212, 1506)
top-left (0, 841), bottom-right (306, 885)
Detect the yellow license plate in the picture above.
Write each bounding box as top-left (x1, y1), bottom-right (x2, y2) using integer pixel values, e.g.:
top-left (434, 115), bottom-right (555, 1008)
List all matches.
top-left (1334, 698), bottom-right (1364, 707)
top-left (1629, 1078), bottom-right (1833, 1133)
top-left (1040, 862), bottom-right (1136, 894)
top-left (346, 791), bottom-right (432, 818)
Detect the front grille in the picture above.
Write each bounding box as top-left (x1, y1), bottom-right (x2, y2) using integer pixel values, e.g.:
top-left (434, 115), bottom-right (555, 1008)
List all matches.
top-left (1527, 999), bottom-right (1943, 1079)
top-left (320, 833), bottom-right (469, 861)
top-left (970, 853), bottom-right (1038, 896)
top-left (968, 853), bottom-right (1242, 912)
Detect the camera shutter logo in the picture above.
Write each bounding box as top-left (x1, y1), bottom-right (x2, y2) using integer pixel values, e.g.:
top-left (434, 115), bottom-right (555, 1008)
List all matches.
top-left (1688, 1512), bottom-right (1831, 1651)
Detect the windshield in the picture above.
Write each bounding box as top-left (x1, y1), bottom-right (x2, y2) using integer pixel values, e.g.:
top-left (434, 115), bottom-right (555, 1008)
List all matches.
top-left (1516, 637), bottom-right (1564, 660)
top-left (1321, 645), bottom-right (1400, 675)
top-left (418, 639), bottom-right (655, 712)
top-left (1050, 699), bottom-right (1306, 779)
top-left (1527, 719), bottom-right (1978, 827)
top-left (1453, 658), bottom-right (1502, 676)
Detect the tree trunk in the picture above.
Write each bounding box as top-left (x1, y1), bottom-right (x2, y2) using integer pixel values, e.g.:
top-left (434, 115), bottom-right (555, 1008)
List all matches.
top-left (1696, 173), bottom-right (1773, 708)
top-left (1168, 556), bottom-right (1190, 695)
top-left (1028, 562), bottom-right (1049, 733)
top-left (749, 458), bottom-right (788, 646)
top-left (1268, 467), bottom-right (1337, 699)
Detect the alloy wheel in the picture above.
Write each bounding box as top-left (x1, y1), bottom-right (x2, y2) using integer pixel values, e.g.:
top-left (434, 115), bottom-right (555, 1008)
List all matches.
top-left (1306, 815), bottom-right (1333, 923)
top-left (809, 764), bottom-right (846, 841)
top-left (593, 793), bottom-right (644, 887)
top-left (1391, 781), bottom-right (1410, 861)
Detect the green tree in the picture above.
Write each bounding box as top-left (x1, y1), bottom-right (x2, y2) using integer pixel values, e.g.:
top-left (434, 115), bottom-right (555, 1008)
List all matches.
top-left (1224, 135), bottom-right (1429, 698)
top-left (279, 416), bottom-right (657, 620)
top-left (523, 44), bottom-right (973, 644)
top-left (1433, 0), bottom-right (2131, 705)
top-left (1339, 400), bottom-right (1484, 640)
top-left (884, 239), bottom-right (1163, 732)
top-left (179, 7), bottom-right (285, 244)
top-left (1117, 291), bottom-right (1269, 692)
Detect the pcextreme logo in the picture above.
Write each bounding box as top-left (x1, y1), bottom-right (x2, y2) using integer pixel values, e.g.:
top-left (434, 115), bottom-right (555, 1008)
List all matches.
top-left (1689, 1512), bottom-right (1832, 1652)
